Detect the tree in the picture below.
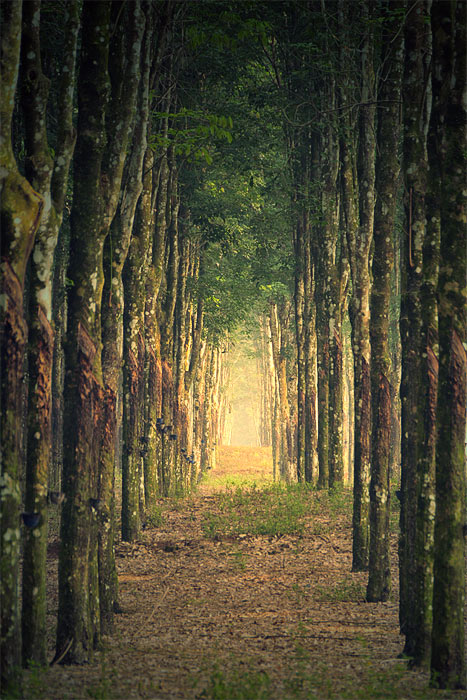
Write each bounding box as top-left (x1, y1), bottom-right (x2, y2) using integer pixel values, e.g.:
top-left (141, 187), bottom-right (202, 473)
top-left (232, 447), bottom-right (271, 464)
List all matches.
top-left (429, 0), bottom-right (466, 689)
top-left (338, 0), bottom-right (376, 571)
top-left (56, 1), bottom-right (112, 663)
top-left (20, 0), bottom-right (80, 666)
top-left (367, 0), bottom-right (404, 603)
top-left (0, 1), bottom-right (44, 689)
top-left (399, 0), bottom-right (435, 666)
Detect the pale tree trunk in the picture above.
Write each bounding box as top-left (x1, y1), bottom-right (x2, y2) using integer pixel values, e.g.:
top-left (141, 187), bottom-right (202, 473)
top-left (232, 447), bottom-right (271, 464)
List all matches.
top-left (200, 347), bottom-right (215, 473)
top-left (430, 0), bottom-right (466, 689)
top-left (192, 341), bottom-right (207, 477)
top-left (140, 149), bottom-right (160, 511)
top-left (20, 0), bottom-right (79, 667)
top-left (329, 233), bottom-right (349, 488)
top-left (143, 119), bottom-right (171, 504)
top-left (0, 2), bottom-right (44, 687)
top-left (294, 216), bottom-right (306, 481)
top-left (367, 1), bottom-right (403, 603)
top-left (303, 215), bottom-right (317, 483)
top-left (269, 301), bottom-right (294, 482)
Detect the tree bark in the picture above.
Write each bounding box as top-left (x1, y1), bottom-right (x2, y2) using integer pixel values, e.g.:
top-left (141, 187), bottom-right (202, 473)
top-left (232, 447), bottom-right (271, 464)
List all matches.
top-left (339, 0), bottom-right (375, 570)
top-left (0, 1), bottom-right (44, 687)
top-left (399, 0), bottom-right (435, 666)
top-left (20, 0), bottom-right (79, 666)
top-left (99, 0), bottom-right (148, 628)
top-left (430, 0), bottom-right (466, 689)
top-left (56, 1), bottom-right (111, 663)
top-left (367, 1), bottom-right (403, 603)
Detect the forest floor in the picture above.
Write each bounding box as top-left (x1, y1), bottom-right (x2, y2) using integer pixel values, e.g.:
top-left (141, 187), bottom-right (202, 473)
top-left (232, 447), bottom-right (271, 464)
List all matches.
top-left (24, 446), bottom-right (466, 700)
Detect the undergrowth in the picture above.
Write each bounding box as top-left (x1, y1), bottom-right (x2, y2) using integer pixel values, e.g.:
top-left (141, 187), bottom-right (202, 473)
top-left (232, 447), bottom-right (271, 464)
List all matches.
top-left (314, 575), bottom-right (366, 603)
top-left (201, 483), bottom-right (317, 539)
top-left (195, 654), bottom-right (463, 700)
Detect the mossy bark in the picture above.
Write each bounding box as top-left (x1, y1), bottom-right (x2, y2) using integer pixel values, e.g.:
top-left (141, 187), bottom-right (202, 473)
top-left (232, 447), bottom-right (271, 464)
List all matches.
top-left (20, 0), bottom-right (80, 666)
top-left (367, 1), bottom-right (403, 603)
top-left (0, 1), bottom-right (44, 688)
top-left (430, 0), bottom-right (466, 689)
top-left (99, 0), bottom-right (147, 628)
top-left (338, 0), bottom-right (375, 570)
top-left (56, 1), bottom-right (111, 664)
top-left (399, 0), bottom-right (435, 666)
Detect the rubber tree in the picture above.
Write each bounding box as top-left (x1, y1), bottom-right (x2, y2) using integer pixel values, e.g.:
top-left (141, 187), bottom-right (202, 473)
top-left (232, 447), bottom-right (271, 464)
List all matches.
top-left (269, 299), bottom-right (295, 482)
top-left (338, 0), bottom-right (376, 571)
top-left (56, 1), bottom-right (112, 664)
top-left (399, 0), bottom-right (436, 666)
top-left (0, 2), bottom-right (44, 688)
top-left (430, 0), bottom-right (466, 689)
top-left (99, 0), bottom-right (149, 630)
top-left (20, 0), bottom-right (80, 667)
top-left (367, 0), bottom-right (404, 603)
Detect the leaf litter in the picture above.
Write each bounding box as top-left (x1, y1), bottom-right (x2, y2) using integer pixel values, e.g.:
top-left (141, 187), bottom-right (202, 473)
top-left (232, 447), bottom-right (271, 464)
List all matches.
top-left (26, 446), bottom-right (465, 700)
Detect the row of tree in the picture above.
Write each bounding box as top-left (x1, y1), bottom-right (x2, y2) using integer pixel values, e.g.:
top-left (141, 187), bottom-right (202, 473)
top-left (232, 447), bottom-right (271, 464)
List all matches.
top-left (1, 0), bottom-right (236, 687)
top-left (245, 1), bottom-right (465, 688)
top-left (1, 0), bottom-right (465, 693)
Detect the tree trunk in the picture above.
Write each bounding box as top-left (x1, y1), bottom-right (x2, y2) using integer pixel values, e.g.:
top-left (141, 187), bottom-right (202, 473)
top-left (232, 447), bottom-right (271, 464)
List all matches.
top-left (56, 1), bottom-right (111, 663)
top-left (367, 1), bottom-right (403, 603)
top-left (399, 0), bottom-right (435, 666)
top-left (20, 0), bottom-right (79, 666)
top-left (0, 1), bottom-right (44, 688)
top-left (99, 0), bottom-right (148, 629)
top-left (430, 0), bottom-right (466, 689)
top-left (339, 0), bottom-right (375, 570)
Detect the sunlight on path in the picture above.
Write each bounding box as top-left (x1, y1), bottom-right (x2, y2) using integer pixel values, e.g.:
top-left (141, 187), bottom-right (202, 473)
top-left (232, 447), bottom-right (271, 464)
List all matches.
top-left (197, 445), bottom-right (274, 493)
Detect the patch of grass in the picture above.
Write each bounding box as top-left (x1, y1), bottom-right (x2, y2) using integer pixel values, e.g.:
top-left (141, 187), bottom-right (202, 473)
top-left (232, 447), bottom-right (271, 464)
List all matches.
top-left (144, 504), bottom-right (164, 528)
top-left (317, 485), bottom-right (353, 520)
top-left (314, 575), bottom-right (366, 603)
top-left (86, 657), bottom-right (114, 700)
top-left (14, 662), bottom-right (46, 700)
top-left (196, 663), bottom-right (271, 699)
top-left (199, 473), bottom-right (272, 492)
top-left (201, 483), bottom-right (316, 540)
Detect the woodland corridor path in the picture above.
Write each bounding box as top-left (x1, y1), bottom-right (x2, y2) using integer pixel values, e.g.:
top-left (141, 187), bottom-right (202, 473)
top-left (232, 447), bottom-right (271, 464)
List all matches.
top-left (35, 447), bottom-right (465, 700)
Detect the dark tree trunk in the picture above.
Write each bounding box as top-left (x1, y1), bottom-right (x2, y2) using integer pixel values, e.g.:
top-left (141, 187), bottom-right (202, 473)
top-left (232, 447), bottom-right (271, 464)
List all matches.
top-left (399, 0), bottom-right (435, 666)
top-left (430, 0), bottom-right (466, 689)
top-left (367, 1), bottom-right (403, 603)
top-left (56, 1), bottom-right (111, 664)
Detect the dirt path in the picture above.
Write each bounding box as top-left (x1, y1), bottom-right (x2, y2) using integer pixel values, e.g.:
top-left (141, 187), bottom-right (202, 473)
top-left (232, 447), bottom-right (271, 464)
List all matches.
top-left (31, 448), bottom-right (464, 699)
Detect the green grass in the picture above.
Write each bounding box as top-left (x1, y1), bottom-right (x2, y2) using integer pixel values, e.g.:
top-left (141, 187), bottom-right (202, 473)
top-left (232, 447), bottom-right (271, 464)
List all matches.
top-left (196, 663), bottom-right (271, 699)
top-left (144, 504), bottom-right (165, 527)
top-left (198, 472), bottom-right (273, 492)
top-left (201, 482), bottom-right (316, 540)
top-left (314, 575), bottom-right (366, 603)
top-left (196, 654), bottom-right (464, 700)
